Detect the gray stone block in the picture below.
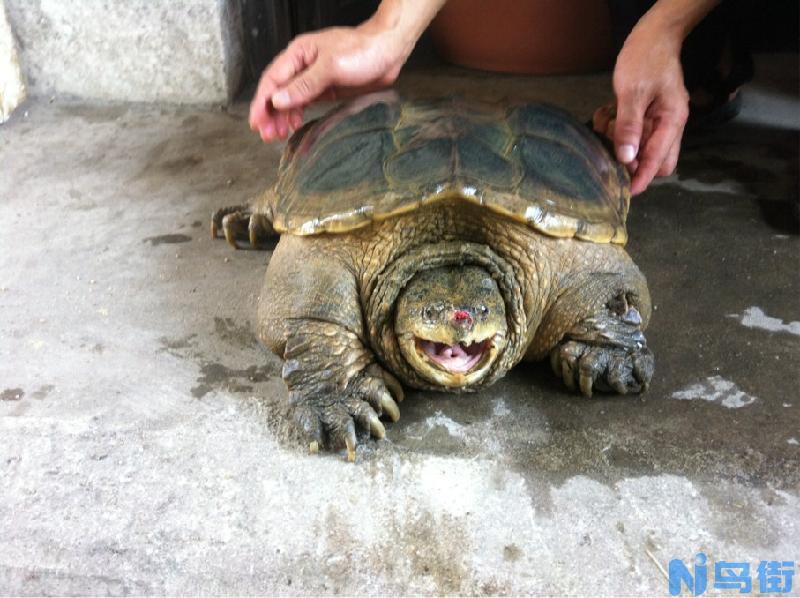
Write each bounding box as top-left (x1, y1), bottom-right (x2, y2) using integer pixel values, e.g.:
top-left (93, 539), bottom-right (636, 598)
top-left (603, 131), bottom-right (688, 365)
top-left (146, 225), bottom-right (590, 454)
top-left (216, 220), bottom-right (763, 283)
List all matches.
top-left (0, 0), bottom-right (26, 122)
top-left (6, 0), bottom-right (243, 104)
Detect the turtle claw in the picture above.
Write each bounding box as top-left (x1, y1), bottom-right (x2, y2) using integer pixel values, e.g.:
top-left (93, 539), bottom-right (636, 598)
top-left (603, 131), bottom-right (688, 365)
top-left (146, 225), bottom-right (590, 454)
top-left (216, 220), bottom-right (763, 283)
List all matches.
top-left (551, 299), bottom-right (653, 397)
top-left (345, 432), bottom-right (357, 463)
top-left (622, 307), bottom-right (642, 326)
top-left (561, 359), bottom-right (576, 391)
top-left (380, 392), bottom-right (400, 422)
top-left (249, 213), bottom-right (272, 249)
top-left (210, 205), bottom-right (274, 249)
top-left (289, 364), bottom-right (403, 461)
top-left (368, 413), bottom-right (386, 439)
top-left (316, 405), bottom-right (360, 461)
top-left (379, 368), bottom-right (405, 404)
top-left (211, 205), bottom-right (247, 240)
top-left (222, 213), bottom-right (246, 249)
top-left (293, 403), bottom-right (325, 448)
top-left (552, 340), bottom-right (654, 397)
top-left (579, 367), bottom-right (596, 398)
top-left (558, 341), bottom-right (583, 391)
top-left (350, 364), bottom-right (404, 422)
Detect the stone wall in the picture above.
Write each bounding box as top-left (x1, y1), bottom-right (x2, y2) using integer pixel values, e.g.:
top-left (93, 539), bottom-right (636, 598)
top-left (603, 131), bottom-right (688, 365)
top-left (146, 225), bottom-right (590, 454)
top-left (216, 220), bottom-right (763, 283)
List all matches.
top-left (0, 0), bottom-right (26, 121)
top-left (5, 0), bottom-right (244, 104)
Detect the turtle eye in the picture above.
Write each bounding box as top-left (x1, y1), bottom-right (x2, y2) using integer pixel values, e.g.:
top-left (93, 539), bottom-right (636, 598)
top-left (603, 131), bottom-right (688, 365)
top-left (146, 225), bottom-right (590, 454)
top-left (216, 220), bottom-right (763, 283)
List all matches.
top-left (422, 307), bottom-right (434, 320)
top-left (480, 305), bottom-right (489, 316)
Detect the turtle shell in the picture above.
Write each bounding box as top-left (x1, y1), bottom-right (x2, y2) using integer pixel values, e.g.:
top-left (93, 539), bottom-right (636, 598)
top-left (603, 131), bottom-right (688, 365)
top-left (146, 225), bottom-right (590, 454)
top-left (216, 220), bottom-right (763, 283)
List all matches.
top-left (266, 92), bottom-right (630, 243)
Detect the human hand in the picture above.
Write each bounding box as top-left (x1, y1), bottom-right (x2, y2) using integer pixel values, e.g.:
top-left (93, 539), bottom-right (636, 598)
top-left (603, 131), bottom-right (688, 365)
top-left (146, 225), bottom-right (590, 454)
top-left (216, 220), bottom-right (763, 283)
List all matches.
top-left (248, 22), bottom-right (407, 142)
top-left (593, 19), bottom-right (690, 195)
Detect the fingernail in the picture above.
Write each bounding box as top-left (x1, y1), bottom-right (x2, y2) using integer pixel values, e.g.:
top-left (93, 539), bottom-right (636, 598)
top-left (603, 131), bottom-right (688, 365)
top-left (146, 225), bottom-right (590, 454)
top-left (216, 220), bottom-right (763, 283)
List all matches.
top-left (272, 90), bottom-right (289, 107)
top-left (618, 144), bottom-right (637, 163)
top-left (261, 122), bottom-right (274, 140)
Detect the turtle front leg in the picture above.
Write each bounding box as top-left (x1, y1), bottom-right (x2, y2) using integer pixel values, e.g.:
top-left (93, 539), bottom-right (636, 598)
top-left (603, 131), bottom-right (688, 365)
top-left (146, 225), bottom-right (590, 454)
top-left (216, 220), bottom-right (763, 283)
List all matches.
top-left (257, 234), bottom-right (404, 460)
top-left (550, 294), bottom-right (654, 397)
top-left (210, 205), bottom-right (274, 249)
top-left (282, 320), bottom-right (404, 460)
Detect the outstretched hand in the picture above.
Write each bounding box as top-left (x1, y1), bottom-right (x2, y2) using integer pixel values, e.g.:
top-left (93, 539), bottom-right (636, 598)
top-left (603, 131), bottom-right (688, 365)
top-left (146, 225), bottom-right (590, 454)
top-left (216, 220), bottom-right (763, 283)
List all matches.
top-left (593, 17), bottom-right (690, 195)
top-left (248, 23), bottom-right (407, 142)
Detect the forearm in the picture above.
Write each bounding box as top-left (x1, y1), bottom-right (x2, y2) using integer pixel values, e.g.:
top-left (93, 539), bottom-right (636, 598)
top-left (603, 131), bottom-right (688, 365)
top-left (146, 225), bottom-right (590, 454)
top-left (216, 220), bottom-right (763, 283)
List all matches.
top-left (366, 0), bottom-right (448, 60)
top-left (636, 0), bottom-right (720, 41)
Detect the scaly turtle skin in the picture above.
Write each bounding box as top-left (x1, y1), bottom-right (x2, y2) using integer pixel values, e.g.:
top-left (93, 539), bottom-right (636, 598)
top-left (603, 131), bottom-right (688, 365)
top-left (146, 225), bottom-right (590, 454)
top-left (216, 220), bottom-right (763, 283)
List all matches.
top-left (212, 93), bottom-right (653, 460)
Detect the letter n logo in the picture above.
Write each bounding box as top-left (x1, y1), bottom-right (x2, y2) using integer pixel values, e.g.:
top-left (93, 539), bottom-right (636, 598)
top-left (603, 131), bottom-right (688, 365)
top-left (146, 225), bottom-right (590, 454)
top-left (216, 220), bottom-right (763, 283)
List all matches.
top-left (669, 552), bottom-right (708, 596)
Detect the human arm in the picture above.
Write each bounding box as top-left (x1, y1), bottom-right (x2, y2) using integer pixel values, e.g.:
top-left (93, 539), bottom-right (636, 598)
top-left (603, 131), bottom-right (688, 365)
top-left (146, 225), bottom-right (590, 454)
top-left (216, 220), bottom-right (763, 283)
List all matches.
top-left (594, 0), bottom-right (720, 194)
top-left (249, 0), bottom-right (447, 142)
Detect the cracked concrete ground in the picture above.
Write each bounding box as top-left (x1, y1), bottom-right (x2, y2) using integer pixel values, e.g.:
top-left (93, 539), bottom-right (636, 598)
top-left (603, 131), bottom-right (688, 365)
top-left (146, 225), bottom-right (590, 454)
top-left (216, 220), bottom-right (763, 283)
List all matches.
top-left (1, 56), bottom-right (798, 595)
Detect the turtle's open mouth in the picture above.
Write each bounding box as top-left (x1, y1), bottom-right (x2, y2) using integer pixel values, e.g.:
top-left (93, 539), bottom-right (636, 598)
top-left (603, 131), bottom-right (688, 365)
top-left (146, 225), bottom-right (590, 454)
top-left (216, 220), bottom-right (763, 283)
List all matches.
top-left (416, 337), bottom-right (492, 373)
top-left (397, 330), bottom-right (505, 388)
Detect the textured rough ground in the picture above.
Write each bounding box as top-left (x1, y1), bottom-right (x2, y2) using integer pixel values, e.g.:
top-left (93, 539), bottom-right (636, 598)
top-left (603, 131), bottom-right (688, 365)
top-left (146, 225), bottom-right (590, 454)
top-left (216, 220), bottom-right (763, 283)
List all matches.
top-left (1, 57), bottom-right (798, 595)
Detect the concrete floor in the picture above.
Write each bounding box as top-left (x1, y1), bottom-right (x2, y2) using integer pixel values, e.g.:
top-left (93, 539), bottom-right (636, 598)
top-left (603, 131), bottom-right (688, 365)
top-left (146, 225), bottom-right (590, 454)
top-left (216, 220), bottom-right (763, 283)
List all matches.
top-left (1, 56), bottom-right (798, 595)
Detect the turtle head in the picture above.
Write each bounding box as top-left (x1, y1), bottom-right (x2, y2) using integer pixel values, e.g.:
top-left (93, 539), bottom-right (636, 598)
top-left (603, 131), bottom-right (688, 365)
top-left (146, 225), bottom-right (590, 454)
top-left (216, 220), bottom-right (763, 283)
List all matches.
top-left (395, 265), bottom-right (507, 387)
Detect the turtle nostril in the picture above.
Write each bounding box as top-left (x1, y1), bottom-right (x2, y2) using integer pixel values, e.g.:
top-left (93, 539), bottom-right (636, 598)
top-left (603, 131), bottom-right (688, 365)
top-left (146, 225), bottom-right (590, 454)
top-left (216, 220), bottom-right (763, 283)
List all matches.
top-left (453, 310), bottom-right (473, 326)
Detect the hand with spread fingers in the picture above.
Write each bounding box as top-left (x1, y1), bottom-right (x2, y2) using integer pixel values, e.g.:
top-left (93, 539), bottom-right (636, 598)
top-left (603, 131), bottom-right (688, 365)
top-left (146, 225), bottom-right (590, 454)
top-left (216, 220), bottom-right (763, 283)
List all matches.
top-left (249, 0), bottom-right (447, 142)
top-left (248, 25), bottom-right (402, 142)
top-left (593, 0), bottom-right (720, 195)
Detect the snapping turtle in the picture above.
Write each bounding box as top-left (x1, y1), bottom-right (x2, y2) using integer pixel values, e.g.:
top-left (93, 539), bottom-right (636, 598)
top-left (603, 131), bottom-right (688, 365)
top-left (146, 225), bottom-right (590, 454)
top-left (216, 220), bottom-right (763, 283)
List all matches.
top-left (212, 93), bottom-right (653, 459)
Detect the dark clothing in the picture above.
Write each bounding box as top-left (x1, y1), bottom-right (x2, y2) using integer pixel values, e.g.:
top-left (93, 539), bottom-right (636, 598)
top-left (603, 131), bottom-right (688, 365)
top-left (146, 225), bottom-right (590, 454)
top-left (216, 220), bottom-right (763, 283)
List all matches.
top-left (608, 0), bottom-right (757, 102)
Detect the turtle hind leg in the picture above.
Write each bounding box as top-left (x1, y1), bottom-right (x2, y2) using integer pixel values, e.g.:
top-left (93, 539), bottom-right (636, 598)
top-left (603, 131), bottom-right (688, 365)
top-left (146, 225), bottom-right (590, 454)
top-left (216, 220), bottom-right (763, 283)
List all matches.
top-left (550, 295), bottom-right (654, 398)
top-left (210, 205), bottom-right (276, 250)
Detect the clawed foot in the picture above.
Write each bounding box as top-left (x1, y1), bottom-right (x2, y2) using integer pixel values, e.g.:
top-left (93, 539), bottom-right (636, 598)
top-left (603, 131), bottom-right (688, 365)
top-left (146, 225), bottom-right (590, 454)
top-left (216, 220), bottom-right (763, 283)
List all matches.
top-left (290, 364), bottom-right (405, 461)
top-left (551, 339), bottom-right (653, 397)
top-left (550, 303), bottom-right (654, 397)
top-left (210, 205), bottom-right (274, 249)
